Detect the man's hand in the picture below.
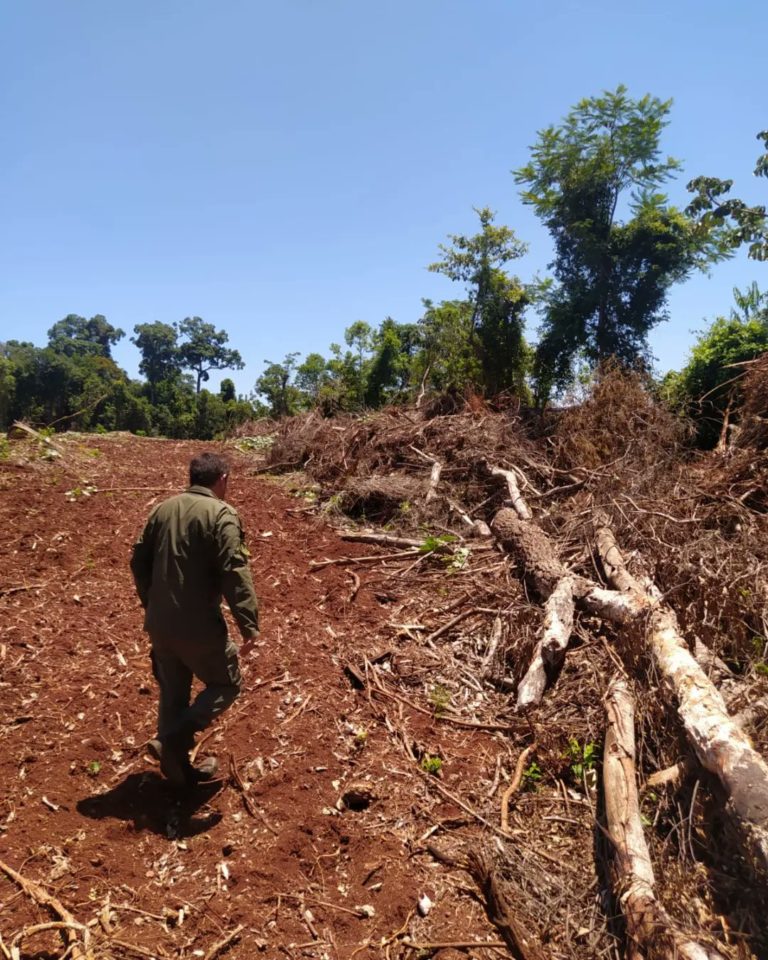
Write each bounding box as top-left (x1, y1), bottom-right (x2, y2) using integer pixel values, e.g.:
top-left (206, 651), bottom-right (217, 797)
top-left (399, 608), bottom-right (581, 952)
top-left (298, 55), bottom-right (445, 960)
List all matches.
top-left (240, 632), bottom-right (259, 659)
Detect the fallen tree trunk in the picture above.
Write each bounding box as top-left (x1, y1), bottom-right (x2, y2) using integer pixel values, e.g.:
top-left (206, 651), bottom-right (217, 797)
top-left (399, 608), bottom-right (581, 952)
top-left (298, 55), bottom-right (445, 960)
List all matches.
top-left (517, 576), bottom-right (575, 710)
top-left (604, 677), bottom-right (727, 960)
top-left (491, 494), bottom-right (768, 874)
top-left (595, 519), bottom-right (768, 876)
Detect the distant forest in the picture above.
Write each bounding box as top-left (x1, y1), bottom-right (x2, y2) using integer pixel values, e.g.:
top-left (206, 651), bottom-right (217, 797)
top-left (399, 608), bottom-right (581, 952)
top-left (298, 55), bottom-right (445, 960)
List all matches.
top-left (2, 88), bottom-right (766, 445)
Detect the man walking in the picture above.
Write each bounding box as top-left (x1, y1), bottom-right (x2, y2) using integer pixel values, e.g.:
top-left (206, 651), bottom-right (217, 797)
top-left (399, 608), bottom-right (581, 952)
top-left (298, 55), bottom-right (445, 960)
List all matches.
top-left (130, 452), bottom-right (259, 787)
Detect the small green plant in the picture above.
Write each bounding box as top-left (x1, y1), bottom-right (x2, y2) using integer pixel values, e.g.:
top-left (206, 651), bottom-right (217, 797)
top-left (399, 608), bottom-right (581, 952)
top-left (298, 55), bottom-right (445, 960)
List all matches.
top-left (420, 755), bottom-right (442, 776)
top-left (86, 760), bottom-right (101, 777)
top-left (94, 424), bottom-right (107, 435)
top-left (398, 500), bottom-right (412, 515)
top-left (428, 683), bottom-right (451, 717)
top-left (418, 533), bottom-right (457, 554)
top-left (522, 761), bottom-right (543, 790)
top-left (354, 727), bottom-right (369, 748)
top-left (756, 662), bottom-right (768, 677)
top-left (134, 429), bottom-right (146, 437)
top-left (567, 738), bottom-right (598, 781)
top-left (0, 437), bottom-right (9, 460)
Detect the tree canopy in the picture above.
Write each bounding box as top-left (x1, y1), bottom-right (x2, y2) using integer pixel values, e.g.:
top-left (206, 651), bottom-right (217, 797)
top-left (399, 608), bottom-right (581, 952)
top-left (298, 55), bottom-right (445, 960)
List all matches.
top-left (515, 86), bottom-right (733, 398)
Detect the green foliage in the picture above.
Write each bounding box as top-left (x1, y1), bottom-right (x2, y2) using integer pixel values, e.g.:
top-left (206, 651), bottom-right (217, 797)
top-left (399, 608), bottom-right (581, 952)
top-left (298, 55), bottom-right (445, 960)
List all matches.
top-left (686, 130), bottom-right (768, 262)
top-left (515, 86), bottom-right (722, 398)
top-left (47, 314), bottom-right (124, 359)
top-left (255, 353), bottom-right (303, 418)
top-left (522, 761), bottom-right (543, 790)
top-left (177, 316), bottom-right (244, 394)
top-left (429, 208), bottom-right (531, 397)
top-left (428, 683), bottom-right (451, 717)
top-left (419, 533), bottom-right (457, 554)
top-left (86, 760), bottom-right (101, 777)
top-left (665, 284), bottom-right (768, 447)
top-left (416, 299), bottom-right (481, 392)
top-left (420, 754), bottom-right (443, 775)
top-left (566, 738), bottom-right (598, 781)
top-left (131, 322), bottom-right (180, 400)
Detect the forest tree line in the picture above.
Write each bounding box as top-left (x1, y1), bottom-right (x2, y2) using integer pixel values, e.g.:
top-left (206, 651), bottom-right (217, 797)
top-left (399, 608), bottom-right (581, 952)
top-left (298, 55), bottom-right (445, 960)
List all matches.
top-left (1, 88), bottom-right (766, 445)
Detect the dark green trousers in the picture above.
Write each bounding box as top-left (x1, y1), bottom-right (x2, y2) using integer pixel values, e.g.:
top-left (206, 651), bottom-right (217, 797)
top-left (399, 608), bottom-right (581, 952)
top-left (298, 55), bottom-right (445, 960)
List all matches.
top-left (150, 635), bottom-right (242, 740)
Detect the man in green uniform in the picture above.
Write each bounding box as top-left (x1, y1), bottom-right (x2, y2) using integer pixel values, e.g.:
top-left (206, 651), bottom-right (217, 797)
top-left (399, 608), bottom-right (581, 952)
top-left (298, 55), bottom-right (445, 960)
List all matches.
top-left (130, 451), bottom-right (259, 787)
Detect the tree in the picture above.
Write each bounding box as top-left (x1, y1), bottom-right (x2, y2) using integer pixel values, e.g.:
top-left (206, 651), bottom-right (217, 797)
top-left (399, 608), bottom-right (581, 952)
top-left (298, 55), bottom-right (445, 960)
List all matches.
top-left (131, 323), bottom-right (181, 402)
top-left (47, 314), bottom-right (124, 358)
top-left (295, 353), bottom-right (329, 404)
top-left (177, 317), bottom-right (244, 394)
top-left (0, 354), bottom-right (15, 430)
top-left (344, 321), bottom-right (374, 406)
top-left (666, 284), bottom-right (768, 447)
top-left (415, 299), bottom-right (481, 392)
top-left (219, 378), bottom-right (236, 403)
top-left (429, 208), bottom-right (530, 396)
top-left (686, 131), bottom-right (768, 262)
top-left (515, 86), bottom-right (728, 397)
top-left (254, 353), bottom-right (301, 418)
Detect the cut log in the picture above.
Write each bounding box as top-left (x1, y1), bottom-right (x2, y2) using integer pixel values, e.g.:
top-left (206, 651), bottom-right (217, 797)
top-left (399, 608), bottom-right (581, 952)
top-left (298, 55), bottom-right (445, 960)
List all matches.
top-left (491, 509), bottom-right (565, 598)
top-left (517, 576), bottom-right (575, 709)
top-left (595, 520), bottom-right (768, 875)
top-left (603, 677), bottom-right (727, 960)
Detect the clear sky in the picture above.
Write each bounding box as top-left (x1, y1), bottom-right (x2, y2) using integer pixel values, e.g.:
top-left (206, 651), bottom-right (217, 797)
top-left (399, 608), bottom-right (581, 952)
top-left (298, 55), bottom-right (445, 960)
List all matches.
top-left (2, 0), bottom-right (766, 395)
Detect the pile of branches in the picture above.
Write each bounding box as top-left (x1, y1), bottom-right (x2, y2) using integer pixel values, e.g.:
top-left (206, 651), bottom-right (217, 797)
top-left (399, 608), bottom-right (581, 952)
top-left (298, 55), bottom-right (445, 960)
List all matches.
top-left (256, 368), bottom-right (768, 958)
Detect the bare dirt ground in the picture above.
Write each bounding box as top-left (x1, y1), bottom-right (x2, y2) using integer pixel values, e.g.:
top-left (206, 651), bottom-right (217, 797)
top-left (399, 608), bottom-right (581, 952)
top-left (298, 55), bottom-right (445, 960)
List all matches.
top-left (0, 434), bottom-right (526, 960)
top-left (3, 400), bottom-right (767, 960)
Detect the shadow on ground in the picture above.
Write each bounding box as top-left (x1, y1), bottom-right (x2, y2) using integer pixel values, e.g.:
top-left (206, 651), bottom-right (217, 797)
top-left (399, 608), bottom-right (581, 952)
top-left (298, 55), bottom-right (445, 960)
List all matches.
top-left (77, 772), bottom-right (224, 838)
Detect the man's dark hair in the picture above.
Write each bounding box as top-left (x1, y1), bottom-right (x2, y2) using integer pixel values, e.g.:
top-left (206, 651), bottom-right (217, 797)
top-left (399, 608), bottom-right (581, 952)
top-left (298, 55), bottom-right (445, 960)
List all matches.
top-left (190, 452), bottom-right (229, 488)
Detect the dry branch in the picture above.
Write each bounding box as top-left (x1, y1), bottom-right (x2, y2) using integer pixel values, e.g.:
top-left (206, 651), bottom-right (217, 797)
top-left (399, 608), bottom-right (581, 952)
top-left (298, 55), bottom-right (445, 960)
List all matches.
top-left (488, 464), bottom-right (532, 521)
top-left (603, 676), bottom-right (726, 960)
top-left (466, 848), bottom-right (548, 960)
top-left (0, 858), bottom-right (91, 960)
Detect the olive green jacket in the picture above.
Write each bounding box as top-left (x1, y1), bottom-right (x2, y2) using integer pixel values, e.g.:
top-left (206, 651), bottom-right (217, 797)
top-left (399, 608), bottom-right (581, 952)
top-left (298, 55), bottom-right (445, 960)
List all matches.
top-left (130, 485), bottom-right (259, 645)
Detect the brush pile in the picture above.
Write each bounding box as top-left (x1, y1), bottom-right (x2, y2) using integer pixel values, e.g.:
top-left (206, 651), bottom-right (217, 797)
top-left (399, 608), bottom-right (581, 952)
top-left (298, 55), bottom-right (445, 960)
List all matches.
top-left (257, 366), bottom-right (768, 959)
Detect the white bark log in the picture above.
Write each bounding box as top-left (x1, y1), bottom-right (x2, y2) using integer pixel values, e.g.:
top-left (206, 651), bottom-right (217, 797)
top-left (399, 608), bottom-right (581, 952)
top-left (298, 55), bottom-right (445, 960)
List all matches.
top-left (604, 676), bottom-right (727, 960)
top-left (517, 576), bottom-right (575, 709)
top-left (596, 522), bottom-right (768, 874)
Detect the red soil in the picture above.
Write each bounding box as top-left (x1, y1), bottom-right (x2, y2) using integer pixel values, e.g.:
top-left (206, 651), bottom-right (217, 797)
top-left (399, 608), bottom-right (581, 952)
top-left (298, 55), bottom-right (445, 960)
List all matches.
top-left (0, 436), bottom-right (499, 960)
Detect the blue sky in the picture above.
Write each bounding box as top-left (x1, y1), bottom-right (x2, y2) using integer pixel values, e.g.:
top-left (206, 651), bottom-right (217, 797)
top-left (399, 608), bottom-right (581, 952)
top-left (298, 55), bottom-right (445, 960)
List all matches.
top-left (2, 0), bottom-right (766, 395)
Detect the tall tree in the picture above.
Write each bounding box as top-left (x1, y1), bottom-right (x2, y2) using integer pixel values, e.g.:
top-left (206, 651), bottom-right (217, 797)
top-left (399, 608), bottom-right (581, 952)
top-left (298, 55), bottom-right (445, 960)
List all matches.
top-left (177, 316), bottom-right (244, 394)
top-left (344, 321), bottom-right (374, 406)
top-left (47, 314), bottom-right (124, 358)
top-left (515, 86), bottom-right (729, 396)
top-left (295, 353), bottom-right (329, 403)
top-left (254, 353), bottom-right (301, 418)
top-left (429, 207), bottom-right (530, 395)
top-left (131, 322), bottom-right (181, 403)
